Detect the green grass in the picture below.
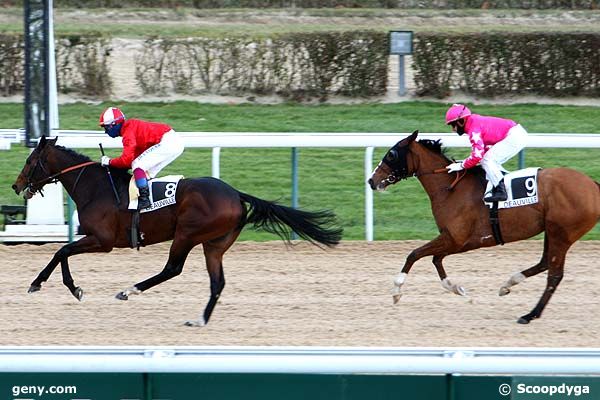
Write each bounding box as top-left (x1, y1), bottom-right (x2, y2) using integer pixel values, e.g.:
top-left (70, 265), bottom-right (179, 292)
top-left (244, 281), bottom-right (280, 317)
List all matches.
top-left (2, 101), bottom-right (600, 240)
top-left (2, 8), bottom-right (600, 37)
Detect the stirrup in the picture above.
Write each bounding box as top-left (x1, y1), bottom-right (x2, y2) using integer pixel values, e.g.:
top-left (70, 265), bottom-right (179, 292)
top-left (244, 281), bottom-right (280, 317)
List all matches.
top-left (137, 197), bottom-right (151, 210)
top-left (484, 185), bottom-right (507, 202)
top-left (137, 186), bottom-right (151, 210)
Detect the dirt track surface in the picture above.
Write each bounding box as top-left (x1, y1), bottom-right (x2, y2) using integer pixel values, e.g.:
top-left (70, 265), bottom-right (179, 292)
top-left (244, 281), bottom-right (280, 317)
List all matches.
top-left (1, 240), bottom-right (598, 347)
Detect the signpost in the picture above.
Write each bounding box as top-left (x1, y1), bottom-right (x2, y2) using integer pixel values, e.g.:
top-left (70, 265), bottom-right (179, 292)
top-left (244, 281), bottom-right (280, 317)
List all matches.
top-left (21, 0), bottom-right (66, 234)
top-left (389, 31), bottom-right (414, 96)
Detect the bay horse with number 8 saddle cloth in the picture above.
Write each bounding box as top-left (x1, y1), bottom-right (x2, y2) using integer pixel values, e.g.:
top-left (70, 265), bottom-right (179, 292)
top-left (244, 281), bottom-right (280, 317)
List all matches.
top-left (12, 136), bottom-right (342, 327)
top-left (368, 130), bottom-right (600, 324)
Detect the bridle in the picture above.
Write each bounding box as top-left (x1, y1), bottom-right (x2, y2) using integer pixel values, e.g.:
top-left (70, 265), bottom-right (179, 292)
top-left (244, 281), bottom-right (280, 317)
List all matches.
top-left (380, 145), bottom-right (411, 184)
top-left (24, 151), bottom-right (96, 197)
top-left (379, 144), bottom-right (466, 191)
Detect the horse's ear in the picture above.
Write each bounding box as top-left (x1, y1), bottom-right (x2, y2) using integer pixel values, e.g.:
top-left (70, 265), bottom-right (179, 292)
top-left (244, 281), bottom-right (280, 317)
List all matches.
top-left (409, 130), bottom-right (419, 141)
top-left (48, 136), bottom-right (58, 146)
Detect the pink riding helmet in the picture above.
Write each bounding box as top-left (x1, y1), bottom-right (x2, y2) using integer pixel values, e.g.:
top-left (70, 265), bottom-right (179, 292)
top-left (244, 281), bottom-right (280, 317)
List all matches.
top-left (445, 104), bottom-right (471, 125)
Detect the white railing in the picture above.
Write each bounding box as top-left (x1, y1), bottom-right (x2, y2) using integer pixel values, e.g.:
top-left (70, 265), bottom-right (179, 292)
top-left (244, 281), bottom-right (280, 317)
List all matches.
top-left (4, 129), bottom-right (600, 241)
top-left (0, 346), bottom-right (600, 374)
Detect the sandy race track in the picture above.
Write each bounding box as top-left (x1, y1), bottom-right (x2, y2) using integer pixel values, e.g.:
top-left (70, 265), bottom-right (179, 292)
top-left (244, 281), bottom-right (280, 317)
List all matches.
top-left (0, 240), bottom-right (599, 347)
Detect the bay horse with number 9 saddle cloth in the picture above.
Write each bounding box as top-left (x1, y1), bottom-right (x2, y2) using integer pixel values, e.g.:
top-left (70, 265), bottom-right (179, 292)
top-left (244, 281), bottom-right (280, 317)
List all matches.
top-left (12, 137), bottom-right (342, 327)
top-left (368, 130), bottom-right (600, 324)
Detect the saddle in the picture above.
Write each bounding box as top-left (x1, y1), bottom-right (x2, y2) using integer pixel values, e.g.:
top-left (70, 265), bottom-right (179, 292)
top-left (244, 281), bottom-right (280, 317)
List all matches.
top-left (483, 167), bottom-right (541, 245)
top-left (128, 175), bottom-right (183, 213)
top-left (127, 175), bottom-right (184, 250)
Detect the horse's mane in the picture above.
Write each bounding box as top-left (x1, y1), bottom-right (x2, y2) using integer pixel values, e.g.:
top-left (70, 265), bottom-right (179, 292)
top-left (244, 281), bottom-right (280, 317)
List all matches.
top-left (54, 145), bottom-right (132, 189)
top-left (55, 145), bottom-right (92, 163)
top-left (418, 138), bottom-right (486, 183)
top-left (418, 139), bottom-right (451, 163)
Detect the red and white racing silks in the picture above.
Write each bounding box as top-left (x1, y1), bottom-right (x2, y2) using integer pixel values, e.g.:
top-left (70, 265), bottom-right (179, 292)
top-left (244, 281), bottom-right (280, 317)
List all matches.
top-left (109, 119), bottom-right (173, 169)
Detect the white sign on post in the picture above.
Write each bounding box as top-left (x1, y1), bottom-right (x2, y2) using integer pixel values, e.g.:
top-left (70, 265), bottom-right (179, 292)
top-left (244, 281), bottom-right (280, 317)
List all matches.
top-left (389, 31), bottom-right (414, 96)
top-left (25, 182), bottom-right (65, 225)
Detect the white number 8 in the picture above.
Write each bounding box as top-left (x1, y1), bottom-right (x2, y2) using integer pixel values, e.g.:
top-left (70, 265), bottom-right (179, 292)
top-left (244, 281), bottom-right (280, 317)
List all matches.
top-left (525, 177), bottom-right (536, 197)
top-left (164, 183), bottom-right (177, 198)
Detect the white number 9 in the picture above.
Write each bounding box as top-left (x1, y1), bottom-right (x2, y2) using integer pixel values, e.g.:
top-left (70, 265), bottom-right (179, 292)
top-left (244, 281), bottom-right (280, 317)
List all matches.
top-left (525, 177), bottom-right (536, 196)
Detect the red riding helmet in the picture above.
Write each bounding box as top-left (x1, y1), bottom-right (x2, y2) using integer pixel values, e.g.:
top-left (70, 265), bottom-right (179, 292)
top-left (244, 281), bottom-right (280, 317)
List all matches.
top-left (445, 104), bottom-right (471, 125)
top-left (99, 107), bottom-right (126, 126)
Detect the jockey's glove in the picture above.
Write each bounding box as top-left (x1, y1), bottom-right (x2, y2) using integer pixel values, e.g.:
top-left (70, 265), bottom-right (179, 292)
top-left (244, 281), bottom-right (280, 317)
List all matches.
top-left (100, 155), bottom-right (111, 167)
top-left (446, 162), bottom-right (464, 173)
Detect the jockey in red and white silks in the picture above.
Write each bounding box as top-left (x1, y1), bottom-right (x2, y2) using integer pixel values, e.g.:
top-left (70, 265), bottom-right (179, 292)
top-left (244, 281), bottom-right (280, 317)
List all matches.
top-left (445, 104), bottom-right (528, 202)
top-left (99, 107), bottom-right (184, 209)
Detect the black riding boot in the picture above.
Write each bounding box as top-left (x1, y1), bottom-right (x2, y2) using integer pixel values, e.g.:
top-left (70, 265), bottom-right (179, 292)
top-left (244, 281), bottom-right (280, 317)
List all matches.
top-left (137, 186), bottom-right (151, 210)
top-left (484, 181), bottom-right (508, 202)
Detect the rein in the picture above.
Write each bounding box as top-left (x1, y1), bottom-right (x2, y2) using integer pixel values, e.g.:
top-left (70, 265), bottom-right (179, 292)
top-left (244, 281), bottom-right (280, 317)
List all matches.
top-left (383, 167), bottom-right (466, 192)
top-left (29, 161), bottom-right (97, 188)
top-left (415, 168), bottom-right (467, 191)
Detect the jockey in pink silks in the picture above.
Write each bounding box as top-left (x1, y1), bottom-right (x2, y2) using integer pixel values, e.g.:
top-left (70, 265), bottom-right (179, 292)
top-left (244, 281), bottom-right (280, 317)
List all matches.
top-left (444, 104), bottom-right (528, 202)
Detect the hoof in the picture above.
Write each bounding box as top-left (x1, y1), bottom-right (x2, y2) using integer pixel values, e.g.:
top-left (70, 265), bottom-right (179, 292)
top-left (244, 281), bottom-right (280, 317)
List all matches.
top-left (499, 287), bottom-right (510, 296)
top-left (72, 287), bottom-right (84, 301)
top-left (115, 292), bottom-right (128, 301)
top-left (517, 313), bottom-right (537, 324)
top-left (184, 319), bottom-right (206, 327)
top-left (455, 286), bottom-right (467, 296)
top-left (28, 284), bottom-right (42, 294)
top-left (391, 286), bottom-right (402, 304)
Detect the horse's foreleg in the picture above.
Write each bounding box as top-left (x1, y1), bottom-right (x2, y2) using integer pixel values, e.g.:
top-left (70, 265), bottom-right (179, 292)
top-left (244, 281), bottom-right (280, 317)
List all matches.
top-left (499, 235), bottom-right (548, 296)
top-left (393, 235), bottom-right (453, 303)
top-left (29, 256), bottom-right (62, 293)
top-left (433, 255), bottom-right (467, 296)
top-left (29, 235), bottom-right (107, 300)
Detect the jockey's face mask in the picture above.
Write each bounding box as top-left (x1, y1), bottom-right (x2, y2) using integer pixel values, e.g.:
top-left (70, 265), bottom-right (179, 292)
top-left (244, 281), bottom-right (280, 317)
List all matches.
top-left (451, 119), bottom-right (466, 136)
top-left (103, 122), bottom-right (123, 138)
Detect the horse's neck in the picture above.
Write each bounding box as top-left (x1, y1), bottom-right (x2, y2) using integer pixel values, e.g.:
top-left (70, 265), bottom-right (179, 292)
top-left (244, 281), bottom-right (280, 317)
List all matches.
top-left (51, 150), bottom-right (109, 207)
top-left (414, 153), bottom-right (458, 201)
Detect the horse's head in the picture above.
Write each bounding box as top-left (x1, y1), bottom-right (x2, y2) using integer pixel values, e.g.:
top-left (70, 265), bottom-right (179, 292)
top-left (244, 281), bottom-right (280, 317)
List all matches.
top-left (12, 136), bottom-right (59, 199)
top-left (368, 130), bottom-right (419, 192)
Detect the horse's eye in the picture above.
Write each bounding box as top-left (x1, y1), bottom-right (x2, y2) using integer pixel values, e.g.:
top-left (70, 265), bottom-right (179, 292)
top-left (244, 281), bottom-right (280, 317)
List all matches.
top-left (386, 149), bottom-right (399, 162)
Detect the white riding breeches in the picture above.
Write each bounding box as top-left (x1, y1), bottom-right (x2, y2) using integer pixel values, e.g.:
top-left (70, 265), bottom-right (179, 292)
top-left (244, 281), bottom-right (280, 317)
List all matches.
top-left (480, 124), bottom-right (528, 187)
top-left (131, 130), bottom-right (184, 178)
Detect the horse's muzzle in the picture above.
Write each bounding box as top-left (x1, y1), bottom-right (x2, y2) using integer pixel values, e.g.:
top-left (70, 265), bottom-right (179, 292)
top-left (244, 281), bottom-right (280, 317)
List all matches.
top-left (12, 182), bottom-right (32, 199)
top-left (367, 178), bottom-right (387, 192)
top-left (367, 178), bottom-right (376, 190)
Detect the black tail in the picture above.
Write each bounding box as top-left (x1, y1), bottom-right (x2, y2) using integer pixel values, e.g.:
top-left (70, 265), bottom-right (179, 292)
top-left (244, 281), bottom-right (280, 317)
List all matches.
top-left (238, 191), bottom-right (342, 247)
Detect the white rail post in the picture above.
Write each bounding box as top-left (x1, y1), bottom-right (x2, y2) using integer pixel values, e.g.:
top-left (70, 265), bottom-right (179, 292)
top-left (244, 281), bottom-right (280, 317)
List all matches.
top-left (365, 147), bottom-right (374, 242)
top-left (211, 147), bottom-right (221, 179)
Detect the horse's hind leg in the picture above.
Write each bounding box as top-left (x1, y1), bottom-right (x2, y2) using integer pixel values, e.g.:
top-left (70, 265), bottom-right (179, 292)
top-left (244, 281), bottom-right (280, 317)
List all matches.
top-left (116, 239), bottom-right (192, 299)
top-left (517, 236), bottom-right (569, 324)
top-left (499, 235), bottom-right (549, 296)
top-left (185, 229), bottom-right (242, 327)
